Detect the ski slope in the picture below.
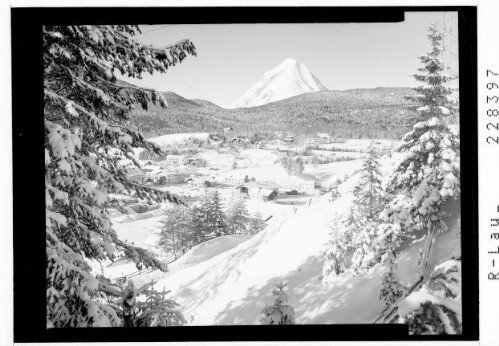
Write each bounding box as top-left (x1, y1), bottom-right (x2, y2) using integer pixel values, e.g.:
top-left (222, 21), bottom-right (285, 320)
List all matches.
top-left (153, 182), bottom-right (461, 325)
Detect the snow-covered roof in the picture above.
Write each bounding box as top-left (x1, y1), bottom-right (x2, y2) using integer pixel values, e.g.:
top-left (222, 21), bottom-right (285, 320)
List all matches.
top-left (166, 155), bottom-right (187, 159)
top-left (259, 189), bottom-right (276, 197)
top-left (315, 133), bottom-right (331, 138)
top-left (242, 182), bottom-right (278, 191)
top-left (188, 176), bottom-right (210, 183)
top-left (226, 174), bottom-right (247, 179)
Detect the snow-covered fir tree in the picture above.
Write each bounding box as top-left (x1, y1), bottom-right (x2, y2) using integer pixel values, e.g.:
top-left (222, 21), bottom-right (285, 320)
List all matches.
top-left (196, 189), bottom-right (213, 232)
top-left (260, 281), bottom-right (295, 325)
top-left (322, 145), bottom-right (384, 280)
top-left (321, 224), bottom-right (350, 285)
top-left (44, 25), bottom-right (195, 327)
top-left (249, 210), bottom-right (266, 234)
top-left (104, 279), bottom-right (186, 327)
top-left (293, 157), bottom-right (305, 175)
top-left (329, 182), bottom-right (340, 201)
top-left (208, 189), bottom-right (227, 235)
top-left (378, 22), bottom-right (459, 306)
top-left (349, 217), bottom-right (381, 276)
top-left (348, 144), bottom-right (385, 275)
top-left (353, 144), bottom-right (383, 219)
top-left (279, 155), bottom-right (304, 176)
top-left (398, 260), bottom-right (462, 334)
top-left (189, 204), bottom-right (210, 241)
top-left (159, 205), bottom-right (193, 255)
top-left (378, 226), bottom-right (406, 305)
top-left (226, 193), bottom-right (250, 234)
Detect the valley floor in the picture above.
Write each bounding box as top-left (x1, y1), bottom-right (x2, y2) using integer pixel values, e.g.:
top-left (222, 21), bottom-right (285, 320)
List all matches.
top-left (102, 137), bottom-right (461, 326)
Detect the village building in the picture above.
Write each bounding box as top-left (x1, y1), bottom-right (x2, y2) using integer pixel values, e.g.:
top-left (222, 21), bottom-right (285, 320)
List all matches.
top-left (156, 160), bottom-right (172, 169)
top-left (186, 177), bottom-right (212, 189)
top-left (281, 188), bottom-right (298, 195)
top-left (188, 157), bottom-right (202, 166)
top-left (166, 154), bottom-right (188, 166)
top-left (239, 182), bottom-right (279, 202)
top-left (314, 133), bottom-right (332, 144)
top-left (258, 189), bottom-right (279, 202)
top-left (225, 174), bottom-right (249, 186)
top-left (154, 171), bottom-right (187, 185)
top-left (298, 180), bottom-right (316, 193)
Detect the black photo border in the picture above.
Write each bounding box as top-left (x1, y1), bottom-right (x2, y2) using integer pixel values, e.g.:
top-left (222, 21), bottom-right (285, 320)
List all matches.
top-left (11, 6), bottom-right (478, 343)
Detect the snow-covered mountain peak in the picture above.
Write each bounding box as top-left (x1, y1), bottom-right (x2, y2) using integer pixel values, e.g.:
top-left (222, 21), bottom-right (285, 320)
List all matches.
top-left (226, 58), bottom-right (328, 109)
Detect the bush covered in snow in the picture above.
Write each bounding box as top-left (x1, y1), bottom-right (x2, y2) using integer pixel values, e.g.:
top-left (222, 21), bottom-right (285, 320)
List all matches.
top-left (398, 260), bottom-right (462, 334)
top-left (260, 281), bottom-right (295, 325)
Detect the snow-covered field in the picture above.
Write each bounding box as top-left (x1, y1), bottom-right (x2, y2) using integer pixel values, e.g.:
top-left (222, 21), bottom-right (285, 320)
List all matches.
top-left (149, 181), bottom-right (460, 325)
top-left (106, 137), bottom-right (460, 326)
top-left (148, 132), bottom-right (210, 147)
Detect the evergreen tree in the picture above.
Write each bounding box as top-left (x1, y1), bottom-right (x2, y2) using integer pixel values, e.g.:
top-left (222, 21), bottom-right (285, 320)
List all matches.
top-left (279, 155), bottom-right (292, 175)
top-left (159, 205), bottom-right (193, 255)
top-left (207, 190), bottom-right (227, 235)
top-left (226, 194), bottom-right (250, 234)
top-left (260, 281), bottom-right (295, 325)
top-left (44, 25), bottom-right (195, 327)
top-left (106, 280), bottom-right (186, 327)
top-left (189, 205), bottom-right (209, 241)
top-left (329, 182), bottom-right (340, 201)
top-left (347, 144), bottom-right (385, 275)
top-left (380, 23), bottom-right (460, 282)
top-left (400, 260), bottom-right (462, 334)
top-left (292, 157), bottom-right (305, 175)
top-left (321, 224), bottom-right (350, 285)
top-left (249, 210), bottom-right (266, 234)
top-left (280, 156), bottom-right (305, 176)
top-left (349, 218), bottom-right (381, 276)
top-left (378, 225), bottom-right (406, 305)
top-left (353, 144), bottom-right (383, 219)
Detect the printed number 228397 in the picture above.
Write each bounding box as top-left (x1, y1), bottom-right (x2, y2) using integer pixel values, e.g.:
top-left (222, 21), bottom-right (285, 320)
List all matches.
top-left (486, 70), bottom-right (499, 144)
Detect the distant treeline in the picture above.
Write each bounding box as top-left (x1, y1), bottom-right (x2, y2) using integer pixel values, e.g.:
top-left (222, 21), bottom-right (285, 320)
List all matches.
top-left (129, 87), bottom-right (417, 139)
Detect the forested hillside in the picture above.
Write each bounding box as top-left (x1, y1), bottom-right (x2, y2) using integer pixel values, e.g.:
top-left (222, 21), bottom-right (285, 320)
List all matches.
top-left (129, 86), bottom-right (419, 139)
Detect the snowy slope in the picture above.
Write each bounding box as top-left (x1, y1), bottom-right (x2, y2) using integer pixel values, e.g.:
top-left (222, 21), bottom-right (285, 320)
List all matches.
top-left (147, 132), bottom-right (210, 147)
top-left (99, 235), bottom-right (253, 283)
top-left (169, 235), bottom-right (252, 273)
top-left (130, 132), bottom-right (210, 159)
top-left (226, 58), bottom-right (328, 109)
top-left (152, 181), bottom-right (460, 325)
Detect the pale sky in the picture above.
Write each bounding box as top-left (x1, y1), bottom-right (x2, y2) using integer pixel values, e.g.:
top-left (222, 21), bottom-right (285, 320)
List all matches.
top-left (121, 12), bottom-right (459, 107)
